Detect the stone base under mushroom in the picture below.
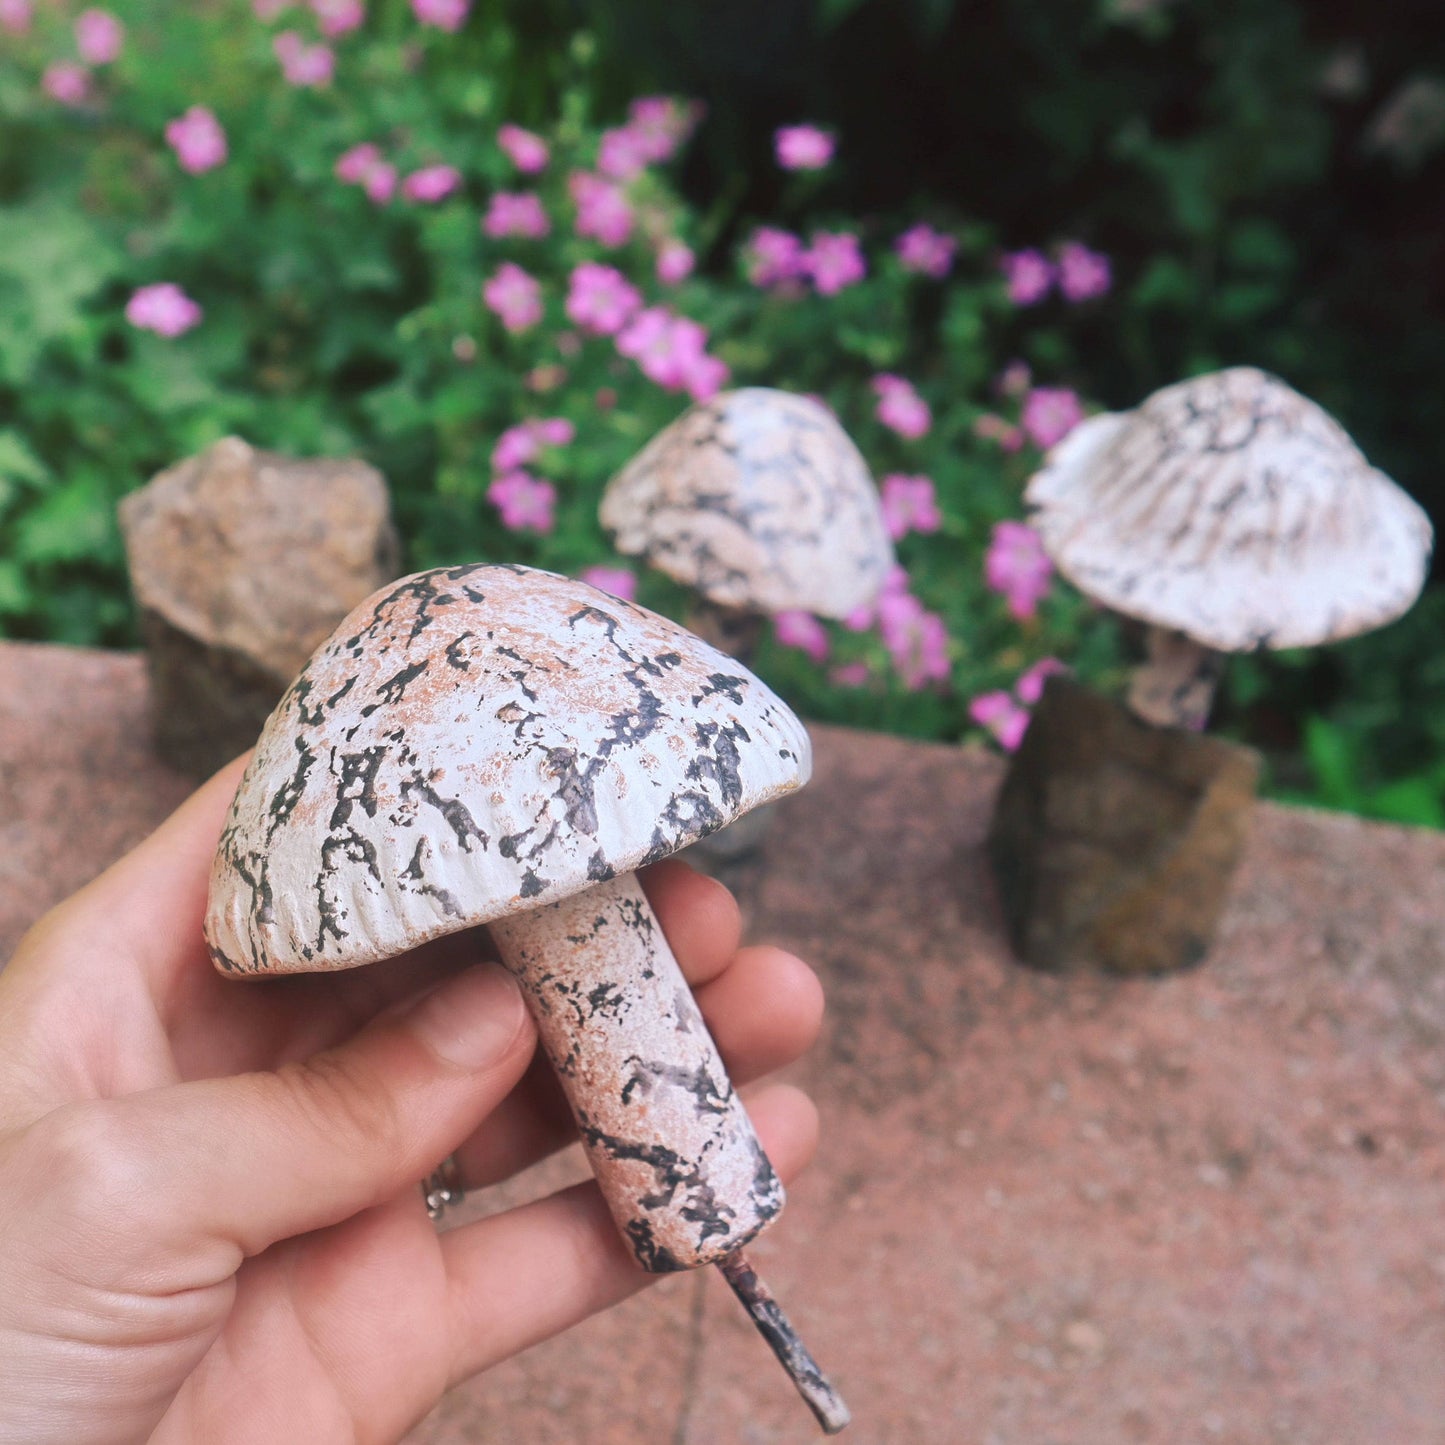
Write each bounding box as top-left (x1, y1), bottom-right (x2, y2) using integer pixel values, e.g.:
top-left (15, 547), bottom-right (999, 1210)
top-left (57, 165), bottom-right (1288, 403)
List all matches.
top-left (986, 675), bottom-right (1261, 975)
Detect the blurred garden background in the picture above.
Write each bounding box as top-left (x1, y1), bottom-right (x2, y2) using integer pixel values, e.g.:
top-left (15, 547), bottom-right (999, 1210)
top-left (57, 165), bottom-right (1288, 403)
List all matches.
top-left (2, 0), bottom-right (1443, 822)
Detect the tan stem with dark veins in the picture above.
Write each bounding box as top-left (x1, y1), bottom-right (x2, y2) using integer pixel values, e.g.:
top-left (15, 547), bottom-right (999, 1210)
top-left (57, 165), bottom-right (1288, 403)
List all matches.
top-left (488, 874), bottom-right (849, 1431)
top-left (1127, 626), bottom-right (1224, 731)
top-left (489, 873), bottom-right (781, 1269)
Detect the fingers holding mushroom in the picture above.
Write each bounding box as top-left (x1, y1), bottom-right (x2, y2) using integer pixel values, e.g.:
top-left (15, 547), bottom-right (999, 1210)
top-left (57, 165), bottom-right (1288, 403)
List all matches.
top-left (450, 941), bottom-right (826, 1191)
top-left (437, 1081), bottom-right (821, 1386)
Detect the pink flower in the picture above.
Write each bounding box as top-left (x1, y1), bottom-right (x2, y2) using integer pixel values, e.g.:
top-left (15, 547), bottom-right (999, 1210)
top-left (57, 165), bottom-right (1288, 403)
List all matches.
top-left (402, 164), bottom-right (461, 203)
top-left (1057, 242), bottom-right (1111, 302)
top-left (487, 470), bottom-right (555, 533)
top-left (273, 31), bottom-right (334, 86)
top-left (844, 563), bottom-right (909, 632)
top-left (364, 162), bottom-right (397, 204)
top-left (656, 239), bottom-right (695, 285)
top-left (1001, 248), bottom-right (1053, 305)
top-left (482, 262), bottom-right (542, 333)
top-left (616, 308), bottom-right (728, 400)
top-left (805, 231), bottom-right (865, 295)
top-left (569, 172), bottom-right (632, 247)
top-left (335, 142), bottom-right (381, 183)
top-left (895, 223), bottom-right (955, 279)
top-left (598, 125), bottom-right (651, 181)
top-left (744, 227), bottom-right (807, 288)
top-left (411, 0), bottom-right (468, 30)
top-left (310, 0), bottom-right (364, 34)
top-left (615, 306), bottom-right (681, 384)
top-left (681, 350), bottom-right (729, 402)
top-left (490, 417), bottom-right (575, 472)
top-left (165, 107), bottom-right (227, 175)
top-left (482, 191), bottom-right (549, 239)
top-left (498, 123), bottom-right (549, 174)
top-left (564, 262), bottom-right (642, 336)
top-left (42, 63), bottom-right (90, 107)
top-left (75, 9), bottom-right (122, 65)
top-left (973, 413), bottom-right (1024, 451)
top-left (126, 283), bottom-right (202, 338)
top-left (830, 661), bottom-right (872, 689)
top-left (996, 359), bottom-right (1032, 398)
top-left (1021, 387), bottom-right (1084, 449)
top-left (1015, 657), bottom-right (1068, 705)
top-left (627, 96), bottom-right (700, 162)
top-left (969, 692), bottom-right (1030, 752)
top-left (774, 611), bottom-right (830, 663)
top-left (880, 474), bottom-right (942, 541)
top-left (872, 374), bottom-right (932, 440)
top-left (580, 566), bottom-right (637, 602)
top-left (0, 0), bottom-right (33, 35)
top-left (775, 124), bottom-right (834, 170)
top-left (612, 308), bottom-right (727, 400)
top-left (985, 520), bottom-right (1053, 621)
top-left (879, 595), bottom-right (951, 690)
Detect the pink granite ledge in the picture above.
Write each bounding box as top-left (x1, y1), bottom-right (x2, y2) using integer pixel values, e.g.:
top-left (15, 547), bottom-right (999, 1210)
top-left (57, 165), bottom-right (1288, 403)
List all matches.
top-left (3, 641), bottom-right (1444, 1445)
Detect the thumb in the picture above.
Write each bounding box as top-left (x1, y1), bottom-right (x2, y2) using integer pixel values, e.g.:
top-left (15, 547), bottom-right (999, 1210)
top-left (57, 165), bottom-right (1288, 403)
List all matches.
top-left (28, 961), bottom-right (534, 1285)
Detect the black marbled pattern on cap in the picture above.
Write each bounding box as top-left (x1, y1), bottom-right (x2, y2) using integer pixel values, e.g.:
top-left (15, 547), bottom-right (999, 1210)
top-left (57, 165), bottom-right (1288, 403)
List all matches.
top-left (205, 564), bottom-right (811, 974)
top-left (1025, 367), bottom-right (1433, 653)
top-left (600, 387), bottom-right (894, 620)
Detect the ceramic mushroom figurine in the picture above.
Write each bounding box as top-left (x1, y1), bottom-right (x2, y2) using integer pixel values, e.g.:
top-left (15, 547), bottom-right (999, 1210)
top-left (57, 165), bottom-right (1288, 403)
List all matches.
top-left (204, 563), bottom-right (849, 1434)
top-left (600, 387), bottom-right (895, 660)
top-left (1025, 366), bottom-right (1434, 729)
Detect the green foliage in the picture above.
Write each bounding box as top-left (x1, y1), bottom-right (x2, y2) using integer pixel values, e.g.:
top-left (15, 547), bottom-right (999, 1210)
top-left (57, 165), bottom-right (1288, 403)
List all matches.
top-left (1, 0), bottom-right (1441, 826)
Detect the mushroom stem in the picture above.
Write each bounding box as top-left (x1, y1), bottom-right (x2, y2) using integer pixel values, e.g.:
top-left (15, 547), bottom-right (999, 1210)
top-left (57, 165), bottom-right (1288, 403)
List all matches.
top-left (1126, 626), bottom-right (1224, 731)
top-left (718, 1248), bottom-right (852, 1435)
top-left (488, 874), bottom-right (848, 1432)
top-left (686, 601), bottom-right (764, 664)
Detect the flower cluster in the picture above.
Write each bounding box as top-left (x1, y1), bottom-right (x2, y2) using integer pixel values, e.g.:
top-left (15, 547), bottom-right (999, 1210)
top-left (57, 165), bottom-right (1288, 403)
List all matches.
top-left (166, 107), bottom-right (228, 175)
top-left (984, 521), bottom-right (1053, 620)
top-left (1001, 241), bottom-right (1112, 305)
top-left (5, 15), bottom-right (1120, 752)
top-left (872, 374), bottom-right (931, 439)
top-left (743, 226), bottom-right (867, 296)
top-left (485, 416), bottom-right (574, 534)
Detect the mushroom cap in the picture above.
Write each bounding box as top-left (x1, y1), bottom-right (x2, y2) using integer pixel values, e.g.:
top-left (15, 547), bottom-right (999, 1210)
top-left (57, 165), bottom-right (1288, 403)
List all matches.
top-left (599, 387), bottom-right (895, 619)
top-left (1025, 367), bottom-right (1433, 652)
top-left (204, 564), bottom-right (811, 975)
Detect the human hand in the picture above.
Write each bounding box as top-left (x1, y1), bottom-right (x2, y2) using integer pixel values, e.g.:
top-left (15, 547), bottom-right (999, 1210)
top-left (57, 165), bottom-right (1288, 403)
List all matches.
top-left (0, 760), bottom-right (824, 1444)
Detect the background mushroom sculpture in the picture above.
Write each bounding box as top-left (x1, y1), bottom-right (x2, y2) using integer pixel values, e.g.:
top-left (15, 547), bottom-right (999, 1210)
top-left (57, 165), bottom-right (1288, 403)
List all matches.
top-left (989, 367), bottom-right (1433, 976)
top-left (599, 387), bottom-right (895, 660)
top-left (205, 563), bottom-right (849, 1434)
top-left (1024, 366), bottom-right (1434, 730)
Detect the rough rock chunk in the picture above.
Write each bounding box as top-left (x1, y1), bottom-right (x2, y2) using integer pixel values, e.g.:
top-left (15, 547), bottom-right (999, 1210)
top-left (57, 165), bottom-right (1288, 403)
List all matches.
top-left (986, 675), bottom-right (1260, 974)
top-left (119, 437), bottom-right (399, 776)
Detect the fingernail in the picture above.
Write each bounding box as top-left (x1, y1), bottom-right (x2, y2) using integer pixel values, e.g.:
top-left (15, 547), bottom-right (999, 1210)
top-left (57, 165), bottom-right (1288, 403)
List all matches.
top-left (406, 962), bottom-right (527, 1070)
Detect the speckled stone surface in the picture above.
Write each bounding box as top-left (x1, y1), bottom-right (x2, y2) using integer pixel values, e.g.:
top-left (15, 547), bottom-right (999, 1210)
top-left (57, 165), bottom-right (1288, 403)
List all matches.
top-left (3, 640), bottom-right (1444, 1445)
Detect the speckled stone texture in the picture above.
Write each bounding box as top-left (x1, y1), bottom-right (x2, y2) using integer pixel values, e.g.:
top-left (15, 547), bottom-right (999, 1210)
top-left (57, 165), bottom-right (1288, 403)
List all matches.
top-left (4, 640), bottom-right (1444, 1445)
top-left (120, 436), bottom-right (400, 778)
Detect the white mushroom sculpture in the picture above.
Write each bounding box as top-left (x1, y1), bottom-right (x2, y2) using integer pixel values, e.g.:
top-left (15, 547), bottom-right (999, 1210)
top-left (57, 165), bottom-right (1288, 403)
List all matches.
top-left (204, 563), bottom-right (848, 1433)
top-left (600, 387), bottom-right (895, 657)
top-left (1026, 366), bottom-right (1434, 729)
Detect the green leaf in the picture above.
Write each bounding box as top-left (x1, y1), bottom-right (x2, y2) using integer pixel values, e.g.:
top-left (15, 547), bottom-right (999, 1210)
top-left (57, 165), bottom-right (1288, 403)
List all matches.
top-left (0, 203), bottom-right (119, 382)
top-left (0, 430), bottom-right (50, 514)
